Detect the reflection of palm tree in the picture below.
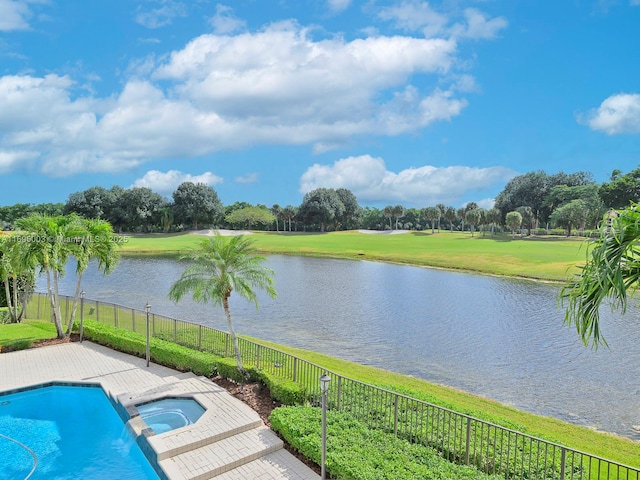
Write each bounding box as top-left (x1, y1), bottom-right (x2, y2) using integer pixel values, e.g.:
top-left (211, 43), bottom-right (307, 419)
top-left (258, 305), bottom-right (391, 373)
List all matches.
top-left (169, 234), bottom-right (276, 377)
top-left (562, 204), bottom-right (640, 347)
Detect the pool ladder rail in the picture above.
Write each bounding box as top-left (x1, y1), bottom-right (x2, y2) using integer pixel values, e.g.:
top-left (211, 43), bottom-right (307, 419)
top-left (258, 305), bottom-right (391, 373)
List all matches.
top-left (0, 433), bottom-right (38, 479)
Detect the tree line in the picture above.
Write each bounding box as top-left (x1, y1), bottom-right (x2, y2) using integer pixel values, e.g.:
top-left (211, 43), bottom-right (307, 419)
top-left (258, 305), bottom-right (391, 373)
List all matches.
top-left (1, 166), bottom-right (639, 235)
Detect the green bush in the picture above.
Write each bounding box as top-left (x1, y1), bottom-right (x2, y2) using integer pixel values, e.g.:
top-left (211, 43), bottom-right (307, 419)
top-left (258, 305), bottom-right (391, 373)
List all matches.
top-left (0, 307), bottom-right (9, 324)
top-left (270, 406), bottom-right (502, 480)
top-left (82, 320), bottom-right (214, 376)
top-left (256, 371), bottom-right (306, 405)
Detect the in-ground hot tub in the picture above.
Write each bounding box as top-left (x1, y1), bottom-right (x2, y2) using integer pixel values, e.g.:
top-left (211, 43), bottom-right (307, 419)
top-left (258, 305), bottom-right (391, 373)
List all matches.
top-left (136, 397), bottom-right (205, 434)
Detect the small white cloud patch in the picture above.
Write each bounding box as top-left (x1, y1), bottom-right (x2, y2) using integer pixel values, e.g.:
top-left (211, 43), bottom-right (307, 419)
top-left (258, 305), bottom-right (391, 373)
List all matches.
top-left (133, 169), bottom-right (223, 194)
top-left (585, 93), bottom-right (640, 135)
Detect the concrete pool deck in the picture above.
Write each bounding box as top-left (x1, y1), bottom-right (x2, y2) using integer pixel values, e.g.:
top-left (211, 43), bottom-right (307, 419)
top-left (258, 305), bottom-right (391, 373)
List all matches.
top-left (0, 341), bottom-right (319, 480)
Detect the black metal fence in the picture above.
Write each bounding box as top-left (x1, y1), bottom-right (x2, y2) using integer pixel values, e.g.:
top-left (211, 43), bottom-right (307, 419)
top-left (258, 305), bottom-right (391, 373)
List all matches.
top-left (26, 292), bottom-right (640, 480)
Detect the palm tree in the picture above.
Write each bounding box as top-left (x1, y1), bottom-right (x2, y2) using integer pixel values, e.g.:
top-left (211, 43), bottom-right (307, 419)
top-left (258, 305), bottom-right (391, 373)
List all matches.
top-left (65, 218), bottom-right (121, 335)
top-left (465, 209), bottom-right (481, 237)
top-left (168, 234), bottom-right (276, 378)
top-left (271, 204), bottom-right (282, 232)
top-left (16, 214), bottom-right (86, 337)
top-left (421, 207), bottom-right (440, 234)
top-left (392, 205), bottom-right (404, 230)
top-left (505, 211), bottom-right (523, 239)
top-left (383, 206), bottom-right (394, 230)
top-left (435, 203), bottom-right (446, 232)
top-left (444, 206), bottom-right (456, 231)
top-left (561, 204), bottom-right (640, 347)
top-left (281, 205), bottom-right (296, 232)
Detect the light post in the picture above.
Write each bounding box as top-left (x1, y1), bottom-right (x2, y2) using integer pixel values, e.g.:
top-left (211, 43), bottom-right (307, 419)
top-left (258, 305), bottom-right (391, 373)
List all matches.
top-left (320, 372), bottom-right (331, 480)
top-left (79, 291), bottom-right (85, 343)
top-left (145, 302), bottom-right (151, 367)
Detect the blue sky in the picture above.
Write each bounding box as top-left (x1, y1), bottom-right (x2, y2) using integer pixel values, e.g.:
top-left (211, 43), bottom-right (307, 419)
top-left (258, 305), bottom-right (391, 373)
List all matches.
top-left (1, 0), bottom-right (639, 210)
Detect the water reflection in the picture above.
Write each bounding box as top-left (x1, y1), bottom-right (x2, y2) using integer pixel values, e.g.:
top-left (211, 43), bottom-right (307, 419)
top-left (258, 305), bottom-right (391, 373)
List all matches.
top-left (40, 255), bottom-right (640, 440)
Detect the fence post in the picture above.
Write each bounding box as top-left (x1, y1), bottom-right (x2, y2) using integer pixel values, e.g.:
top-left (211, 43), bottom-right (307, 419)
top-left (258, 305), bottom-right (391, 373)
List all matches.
top-left (132, 308), bottom-right (136, 332)
top-left (293, 357), bottom-right (298, 382)
top-left (465, 417), bottom-right (472, 465)
top-left (393, 395), bottom-right (399, 436)
top-left (225, 335), bottom-right (229, 357)
top-left (198, 325), bottom-right (202, 350)
top-left (560, 447), bottom-right (566, 480)
top-left (337, 377), bottom-right (342, 410)
top-left (173, 319), bottom-right (177, 342)
top-left (257, 345), bottom-right (261, 369)
top-left (114, 304), bottom-right (117, 327)
top-left (152, 313), bottom-right (156, 336)
top-left (96, 301), bottom-right (100, 322)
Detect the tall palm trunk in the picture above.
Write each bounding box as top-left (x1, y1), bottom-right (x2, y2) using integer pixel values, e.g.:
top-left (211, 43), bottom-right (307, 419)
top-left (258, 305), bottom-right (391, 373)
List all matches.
top-left (223, 295), bottom-right (248, 380)
top-left (11, 276), bottom-right (20, 322)
top-left (3, 275), bottom-right (14, 322)
top-left (45, 267), bottom-right (64, 338)
top-left (66, 273), bottom-right (83, 335)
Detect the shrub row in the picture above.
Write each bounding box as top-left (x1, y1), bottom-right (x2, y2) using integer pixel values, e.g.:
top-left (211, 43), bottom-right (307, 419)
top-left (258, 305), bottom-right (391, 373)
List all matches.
top-left (80, 320), bottom-right (304, 405)
top-left (270, 406), bottom-right (502, 480)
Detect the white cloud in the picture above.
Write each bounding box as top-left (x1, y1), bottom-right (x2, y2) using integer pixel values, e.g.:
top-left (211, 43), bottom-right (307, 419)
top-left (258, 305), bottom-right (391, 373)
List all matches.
top-left (584, 93), bottom-right (640, 134)
top-left (327, 0), bottom-right (351, 13)
top-left (209, 4), bottom-right (246, 34)
top-left (378, 1), bottom-right (449, 37)
top-left (299, 155), bottom-right (517, 206)
top-left (235, 172), bottom-right (258, 184)
top-left (632, 0), bottom-right (640, 5)
top-left (378, 1), bottom-right (507, 40)
top-left (135, 0), bottom-right (187, 29)
top-left (0, 21), bottom-right (474, 176)
top-left (132, 169), bottom-right (223, 194)
top-left (450, 9), bottom-right (508, 40)
top-left (0, 0), bottom-right (33, 31)
top-left (476, 198), bottom-right (495, 210)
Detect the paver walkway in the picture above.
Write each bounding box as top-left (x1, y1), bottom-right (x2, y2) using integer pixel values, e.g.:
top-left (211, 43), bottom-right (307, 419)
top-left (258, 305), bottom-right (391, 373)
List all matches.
top-left (0, 341), bottom-right (319, 479)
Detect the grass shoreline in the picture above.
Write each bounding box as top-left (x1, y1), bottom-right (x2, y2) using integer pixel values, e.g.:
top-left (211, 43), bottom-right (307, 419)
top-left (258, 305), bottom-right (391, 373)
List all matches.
top-left (120, 230), bottom-right (589, 282)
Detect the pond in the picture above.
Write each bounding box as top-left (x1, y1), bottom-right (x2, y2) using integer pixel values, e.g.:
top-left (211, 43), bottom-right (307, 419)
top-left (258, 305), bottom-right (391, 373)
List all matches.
top-left (41, 255), bottom-right (640, 441)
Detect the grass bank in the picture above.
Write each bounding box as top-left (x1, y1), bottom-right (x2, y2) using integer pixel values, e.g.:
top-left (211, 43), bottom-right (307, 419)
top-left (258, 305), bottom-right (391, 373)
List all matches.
top-left (121, 230), bottom-right (588, 282)
top-left (0, 319), bottom-right (57, 351)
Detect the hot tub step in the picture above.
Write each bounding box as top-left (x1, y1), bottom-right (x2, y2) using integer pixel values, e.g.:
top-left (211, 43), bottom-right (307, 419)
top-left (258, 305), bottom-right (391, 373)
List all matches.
top-left (213, 450), bottom-right (319, 479)
top-left (158, 426), bottom-right (283, 480)
top-left (149, 414), bottom-right (263, 460)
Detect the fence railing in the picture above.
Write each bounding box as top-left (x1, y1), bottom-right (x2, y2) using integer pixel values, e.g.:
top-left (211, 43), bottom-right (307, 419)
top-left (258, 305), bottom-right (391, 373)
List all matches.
top-left (26, 292), bottom-right (640, 480)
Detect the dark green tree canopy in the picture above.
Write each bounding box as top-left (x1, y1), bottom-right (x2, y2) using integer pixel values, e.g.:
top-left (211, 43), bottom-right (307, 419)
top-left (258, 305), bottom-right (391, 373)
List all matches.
top-left (119, 187), bottom-right (167, 232)
top-left (64, 186), bottom-right (115, 219)
top-left (494, 170), bottom-right (593, 224)
top-left (172, 182), bottom-right (223, 230)
top-left (298, 188), bottom-right (346, 232)
top-left (599, 166), bottom-right (640, 209)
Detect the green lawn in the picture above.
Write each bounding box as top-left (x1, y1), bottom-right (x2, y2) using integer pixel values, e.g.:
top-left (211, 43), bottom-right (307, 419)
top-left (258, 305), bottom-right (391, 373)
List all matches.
top-left (121, 230), bottom-right (589, 281)
top-left (0, 319), bottom-right (57, 351)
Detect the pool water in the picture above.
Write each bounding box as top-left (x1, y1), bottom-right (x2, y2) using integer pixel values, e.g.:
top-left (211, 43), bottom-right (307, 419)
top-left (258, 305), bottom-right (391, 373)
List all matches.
top-left (137, 398), bottom-right (205, 435)
top-left (0, 385), bottom-right (160, 480)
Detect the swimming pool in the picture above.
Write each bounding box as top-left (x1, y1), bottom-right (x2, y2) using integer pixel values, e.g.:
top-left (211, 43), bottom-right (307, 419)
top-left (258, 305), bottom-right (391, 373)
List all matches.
top-left (0, 384), bottom-right (161, 480)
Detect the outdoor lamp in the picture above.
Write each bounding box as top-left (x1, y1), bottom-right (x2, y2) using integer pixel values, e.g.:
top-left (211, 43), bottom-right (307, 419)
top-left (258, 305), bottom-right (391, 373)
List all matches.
top-left (320, 372), bottom-right (331, 480)
top-left (320, 372), bottom-right (331, 392)
top-left (145, 302), bottom-right (151, 367)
